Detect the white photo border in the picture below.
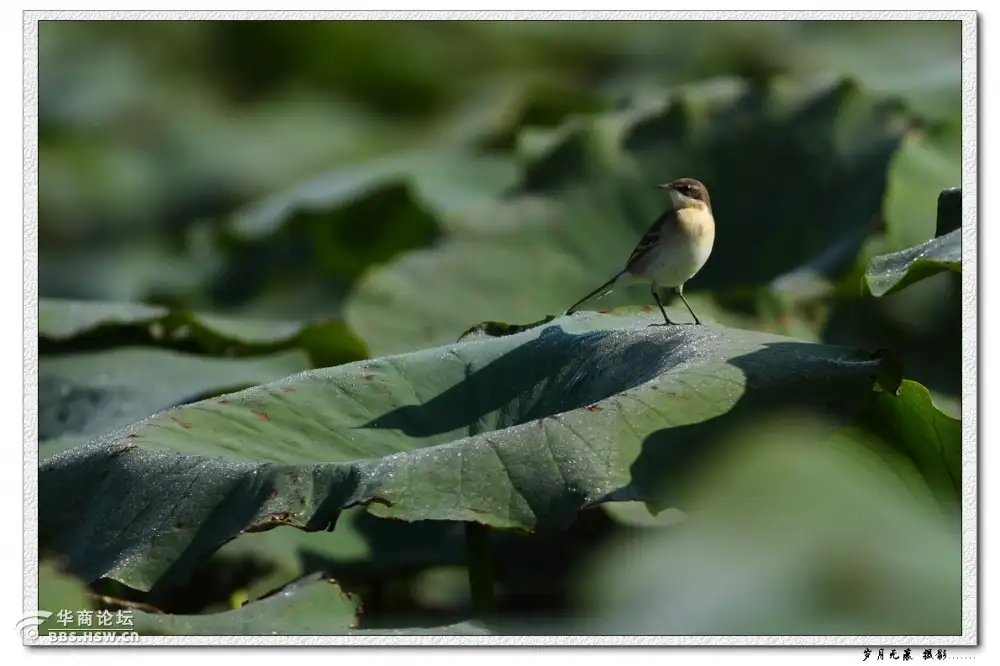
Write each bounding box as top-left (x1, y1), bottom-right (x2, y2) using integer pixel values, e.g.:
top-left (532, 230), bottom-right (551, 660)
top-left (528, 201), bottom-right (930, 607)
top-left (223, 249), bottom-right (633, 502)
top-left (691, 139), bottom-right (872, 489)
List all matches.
top-left (19, 8), bottom-right (980, 649)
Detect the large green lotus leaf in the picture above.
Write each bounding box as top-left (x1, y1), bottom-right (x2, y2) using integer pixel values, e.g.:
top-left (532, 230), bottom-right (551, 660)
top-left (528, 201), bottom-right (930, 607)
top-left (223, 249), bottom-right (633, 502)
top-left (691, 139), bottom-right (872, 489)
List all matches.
top-left (346, 77), bottom-right (924, 355)
top-left (568, 415), bottom-right (961, 636)
top-left (39, 348), bottom-right (310, 460)
top-left (39, 298), bottom-right (368, 368)
top-left (40, 313), bottom-right (893, 592)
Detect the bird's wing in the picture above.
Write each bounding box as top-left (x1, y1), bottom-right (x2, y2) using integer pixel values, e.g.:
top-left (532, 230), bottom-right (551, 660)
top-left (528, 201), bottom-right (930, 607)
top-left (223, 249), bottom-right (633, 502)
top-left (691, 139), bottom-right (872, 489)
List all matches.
top-left (624, 209), bottom-right (675, 271)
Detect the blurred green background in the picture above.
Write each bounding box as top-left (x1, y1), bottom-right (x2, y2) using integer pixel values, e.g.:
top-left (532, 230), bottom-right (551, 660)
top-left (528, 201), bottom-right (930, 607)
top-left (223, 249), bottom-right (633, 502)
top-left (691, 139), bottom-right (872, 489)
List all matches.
top-left (37, 19), bottom-right (964, 635)
top-left (39, 19), bottom-right (962, 393)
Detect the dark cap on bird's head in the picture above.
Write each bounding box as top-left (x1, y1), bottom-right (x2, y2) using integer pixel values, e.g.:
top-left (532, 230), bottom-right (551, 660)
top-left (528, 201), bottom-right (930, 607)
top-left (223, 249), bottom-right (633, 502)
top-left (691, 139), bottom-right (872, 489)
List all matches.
top-left (657, 178), bottom-right (711, 208)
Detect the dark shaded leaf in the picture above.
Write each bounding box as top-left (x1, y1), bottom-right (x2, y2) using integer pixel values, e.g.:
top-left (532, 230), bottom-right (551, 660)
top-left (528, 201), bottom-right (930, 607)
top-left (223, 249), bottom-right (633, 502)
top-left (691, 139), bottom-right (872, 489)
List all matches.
top-left (935, 187), bottom-right (962, 237)
top-left (202, 508), bottom-right (465, 603)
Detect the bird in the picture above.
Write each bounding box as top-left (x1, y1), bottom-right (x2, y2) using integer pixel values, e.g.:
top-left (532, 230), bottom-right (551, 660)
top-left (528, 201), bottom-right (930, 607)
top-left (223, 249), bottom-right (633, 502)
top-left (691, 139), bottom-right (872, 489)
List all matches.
top-left (564, 177), bottom-right (715, 326)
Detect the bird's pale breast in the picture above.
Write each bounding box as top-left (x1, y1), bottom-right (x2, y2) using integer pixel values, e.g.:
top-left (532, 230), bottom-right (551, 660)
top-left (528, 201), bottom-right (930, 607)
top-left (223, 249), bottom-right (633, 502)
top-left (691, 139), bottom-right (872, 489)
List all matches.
top-left (630, 206), bottom-right (715, 287)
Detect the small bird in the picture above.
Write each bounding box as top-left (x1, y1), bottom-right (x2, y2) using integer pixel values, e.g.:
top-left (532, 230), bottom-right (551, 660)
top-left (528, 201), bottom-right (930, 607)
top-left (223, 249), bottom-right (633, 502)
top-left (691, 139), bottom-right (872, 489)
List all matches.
top-left (565, 177), bottom-right (715, 326)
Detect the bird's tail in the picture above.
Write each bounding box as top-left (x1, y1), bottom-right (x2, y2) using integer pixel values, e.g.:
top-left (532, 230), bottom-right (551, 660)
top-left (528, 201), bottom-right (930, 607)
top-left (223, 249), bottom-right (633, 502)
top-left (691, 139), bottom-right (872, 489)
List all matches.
top-left (565, 271), bottom-right (630, 315)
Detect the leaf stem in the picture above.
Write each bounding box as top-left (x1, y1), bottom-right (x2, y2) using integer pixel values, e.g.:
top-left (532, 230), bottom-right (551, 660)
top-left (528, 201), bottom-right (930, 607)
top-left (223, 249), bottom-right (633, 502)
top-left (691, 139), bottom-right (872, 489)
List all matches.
top-left (464, 522), bottom-right (495, 619)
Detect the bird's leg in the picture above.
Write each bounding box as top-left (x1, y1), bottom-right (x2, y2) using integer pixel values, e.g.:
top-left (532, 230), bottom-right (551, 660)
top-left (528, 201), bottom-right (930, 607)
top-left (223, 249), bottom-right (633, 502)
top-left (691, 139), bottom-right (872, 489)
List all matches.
top-left (676, 285), bottom-right (702, 325)
top-left (647, 284), bottom-right (675, 327)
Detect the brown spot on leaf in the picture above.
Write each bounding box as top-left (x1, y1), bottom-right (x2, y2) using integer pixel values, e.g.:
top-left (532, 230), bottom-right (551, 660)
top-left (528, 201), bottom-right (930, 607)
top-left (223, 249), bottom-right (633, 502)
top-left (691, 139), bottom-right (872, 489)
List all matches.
top-left (642, 305), bottom-right (653, 313)
top-left (180, 423), bottom-right (193, 429)
top-left (244, 512), bottom-right (301, 533)
top-left (280, 387), bottom-right (295, 393)
top-left (362, 374), bottom-right (376, 380)
top-left (254, 411), bottom-right (269, 421)
top-left (584, 404), bottom-right (602, 412)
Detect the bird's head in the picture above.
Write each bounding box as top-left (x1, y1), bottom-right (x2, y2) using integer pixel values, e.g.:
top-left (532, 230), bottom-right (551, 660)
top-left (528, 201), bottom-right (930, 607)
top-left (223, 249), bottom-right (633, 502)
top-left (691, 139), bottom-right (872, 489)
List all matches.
top-left (658, 178), bottom-right (711, 211)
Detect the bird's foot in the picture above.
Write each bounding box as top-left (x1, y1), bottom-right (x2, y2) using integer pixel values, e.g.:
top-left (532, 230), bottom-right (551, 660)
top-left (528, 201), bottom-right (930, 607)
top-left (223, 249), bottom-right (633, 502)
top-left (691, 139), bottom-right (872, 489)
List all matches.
top-left (650, 320), bottom-right (704, 327)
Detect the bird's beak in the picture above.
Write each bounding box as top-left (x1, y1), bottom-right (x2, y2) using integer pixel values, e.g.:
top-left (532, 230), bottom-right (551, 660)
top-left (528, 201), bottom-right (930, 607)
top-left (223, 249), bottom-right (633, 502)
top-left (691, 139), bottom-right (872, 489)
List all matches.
top-left (655, 183), bottom-right (671, 190)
